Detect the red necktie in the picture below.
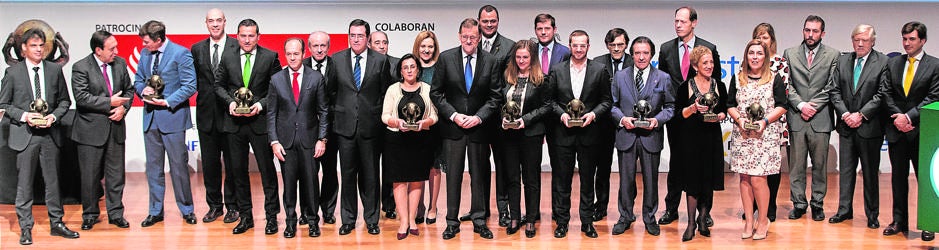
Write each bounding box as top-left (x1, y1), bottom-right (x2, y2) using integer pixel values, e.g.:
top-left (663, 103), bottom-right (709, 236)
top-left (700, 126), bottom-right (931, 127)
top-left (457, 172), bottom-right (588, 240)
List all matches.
top-left (102, 63), bottom-right (112, 96)
top-left (680, 43), bottom-right (690, 81)
top-left (292, 72), bottom-right (300, 105)
top-left (541, 47), bottom-right (550, 75)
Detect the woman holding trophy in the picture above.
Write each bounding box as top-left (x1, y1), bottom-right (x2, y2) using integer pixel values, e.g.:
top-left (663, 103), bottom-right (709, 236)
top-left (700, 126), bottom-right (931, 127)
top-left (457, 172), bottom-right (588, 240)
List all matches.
top-left (673, 46), bottom-right (727, 241)
top-left (727, 40), bottom-right (788, 240)
top-left (496, 40), bottom-right (553, 238)
top-left (381, 54), bottom-right (438, 240)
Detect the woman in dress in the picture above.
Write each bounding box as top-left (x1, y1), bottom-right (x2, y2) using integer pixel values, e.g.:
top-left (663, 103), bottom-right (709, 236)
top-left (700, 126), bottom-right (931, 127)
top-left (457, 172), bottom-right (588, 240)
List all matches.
top-left (674, 46), bottom-right (727, 242)
top-left (497, 39), bottom-right (552, 238)
top-left (381, 54), bottom-right (438, 240)
top-left (727, 40), bottom-right (788, 240)
top-left (411, 31), bottom-right (442, 225)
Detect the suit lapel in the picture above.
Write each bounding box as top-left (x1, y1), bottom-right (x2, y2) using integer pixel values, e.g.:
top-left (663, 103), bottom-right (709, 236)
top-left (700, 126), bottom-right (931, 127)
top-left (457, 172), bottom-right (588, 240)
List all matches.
top-left (579, 61), bottom-right (597, 100)
top-left (298, 68), bottom-right (315, 107)
top-left (558, 61), bottom-right (573, 100)
top-left (855, 53), bottom-right (875, 95)
top-left (910, 54), bottom-right (931, 93)
top-left (41, 61), bottom-right (55, 100)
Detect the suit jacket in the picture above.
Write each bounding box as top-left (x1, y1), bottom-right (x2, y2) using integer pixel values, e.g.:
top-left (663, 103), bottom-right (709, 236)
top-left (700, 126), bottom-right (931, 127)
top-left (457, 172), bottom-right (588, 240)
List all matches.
top-left (71, 54), bottom-right (134, 146)
top-left (499, 76), bottom-right (553, 137)
top-left (658, 36), bottom-right (722, 88)
top-left (546, 42), bottom-right (571, 70)
top-left (610, 66), bottom-right (675, 152)
top-left (213, 45), bottom-right (281, 134)
top-left (388, 55), bottom-right (401, 82)
top-left (783, 43), bottom-right (839, 133)
top-left (133, 40), bottom-right (197, 133)
top-left (267, 65), bottom-right (329, 149)
top-left (828, 50), bottom-right (888, 139)
top-left (328, 48), bottom-right (392, 139)
top-left (546, 59), bottom-right (613, 146)
top-left (481, 33), bottom-right (516, 72)
top-left (303, 56), bottom-right (336, 131)
top-left (430, 47), bottom-right (502, 143)
top-left (0, 60), bottom-right (71, 151)
top-left (880, 52), bottom-right (939, 142)
top-left (595, 53), bottom-right (634, 82)
top-left (192, 36), bottom-right (238, 132)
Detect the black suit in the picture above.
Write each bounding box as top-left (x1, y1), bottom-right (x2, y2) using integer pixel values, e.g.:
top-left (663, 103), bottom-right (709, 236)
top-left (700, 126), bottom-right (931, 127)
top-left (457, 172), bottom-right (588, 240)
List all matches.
top-left (302, 56), bottom-right (339, 220)
top-left (657, 36), bottom-right (721, 215)
top-left (591, 53), bottom-right (633, 217)
top-left (829, 50), bottom-right (888, 221)
top-left (0, 60), bottom-right (71, 230)
top-left (430, 47), bottom-right (502, 226)
top-left (267, 66), bottom-right (329, 224)
top-left (328, 48), bottom-right (392, 225)
top-left (214, 46), bottom-right (282, 221)
top-left (192, 37), bottom-right (238, 213)
top-left (482, 33), bottom-right (515, 219)
top-left (880, 52), bottom-right (939, 228)
top-left (71, 54), bottom-right (134, 221)
top-left (546, 59), bottom-right (613, 225)
top-left (381, 55), bottom-right (400, 214)
top-left (497, 76), bottom-right (552, 222)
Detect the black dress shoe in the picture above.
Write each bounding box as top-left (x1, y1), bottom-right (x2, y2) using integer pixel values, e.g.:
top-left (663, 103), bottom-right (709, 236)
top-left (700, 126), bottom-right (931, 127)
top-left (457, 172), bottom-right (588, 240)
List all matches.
top-left (682, 226), bottom-right (695, 242)
top-left (883, 222), bottom-right (908, 236)
top-left (338, 224), bottom-right (355, 235)
top-left (141, 215), bottom-right (164, 227)
top-left (923, 231), bottom-right (935, 241)
top-left (50, 223), bottom-right (80, 239)
top-left (645, 223), bottom-right (661, 236)
top-left (298, 216), bottom-right (308, 225)
top-left (811, 207), bottom-right (825, 221)
top-left (385, 211), bottom-right (397, 219)
top-left (367, 223), bottom-right (380, 235)
top-left (425, 217), bottom-right (436, 224)
top-left (612, 221), bottom-right (632, 235)
top-left (592, 211), bottom-right (607, 222)
top-left (697, 217), bottom-right (711, 237)
top-left (184, 213), bottom-right (198, 225)
top-left (323, 214), bottom-right (336, 224)
top-left (474, 224), bottom-right (493, 239)
top-left (265, 220), bottom-right (278, 235)
top-left (284, 224), bottom-right (297, 238)
top-left (223, 210), bottom-right (240, 223)
top-left (498, 213), bottom-right (511, 227)
top-left (768, 214), bottom-right (776, 222)
top-left (203, 208), bottom-right (224, 223)
top-left (525, 222), bottom-right (536, 238)
top-left (442, 225), bottom-right (460, 239)
top-left (788, 208), bottom-right (806, 220)
top-left (309, 224), bottom-right (321, 237)
top-left (658, 211), bottom-right (678, 225)
top-left (581, 223), bottom-right (598, 238)
top-left (828, 214), bottom-right (853, 224)
top-left (20, 229), bottom-right (32, 245)
top-left (81, 218), bottom-right (99, 230)
top-left (459, 213), bottom-right (472, 222)
top-left (415, 216), bottom-right (424, 225)
top-left (553, 224), bottom-right (568, 238)
top-left (506, 220), bottom-right (520, 235)
top-left (109, 218), bottom-right (130, 228)
top-left (867, 219), bottom-right (880, 229)
top-left (232, 218), bottom-right (254, 234)
top-left (704, 214), bottom-right (714, 227)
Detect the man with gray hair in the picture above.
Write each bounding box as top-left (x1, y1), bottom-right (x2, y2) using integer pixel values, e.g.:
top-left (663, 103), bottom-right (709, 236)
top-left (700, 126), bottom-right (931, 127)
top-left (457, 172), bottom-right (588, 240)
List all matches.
top-left (299, 30), bottom-right (339, 226)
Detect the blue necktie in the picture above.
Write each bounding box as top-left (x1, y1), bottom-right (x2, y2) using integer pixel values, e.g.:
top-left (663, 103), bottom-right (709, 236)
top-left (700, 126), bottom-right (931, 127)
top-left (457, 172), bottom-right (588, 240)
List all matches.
top-left (353, 54), bottom-right (362, 90)
top-left (853, 57), bottom-right (864, 92)
top-left (465, 55), bottom-right (473, 92)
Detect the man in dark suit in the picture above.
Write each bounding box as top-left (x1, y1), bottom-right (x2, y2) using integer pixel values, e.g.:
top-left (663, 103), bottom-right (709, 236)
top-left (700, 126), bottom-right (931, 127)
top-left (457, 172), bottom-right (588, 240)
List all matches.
top-left (1, 28), bottom-right (78, 245)
top-left (827, 24), bottom-right (887, 229)
top-left (329, 19), bottom-right (392, 236)
top-left (431, 18), bottom-right (501, 240)
top-left (657, 6), bottom-right (721, 226)
top-left (71, 30), bottom-right (133, 231)
top-left (134, 20), bottom-right (198, 228)
top-left (610, 36), bottom-right (674, 236)
top-left (267, 38), bottom-right (329, 238)
top-left (546, 30), bottom-right (611, 239)
top-left (368, 30), bottom-right (399, 219)
top-left (299, 31), bottom-right (338, 225)
top-left (880, 21), bottom-right (938, 241)
top-left (590, 27), bottom-right (632, 222)
top-left (213, 19), bottom-right (282, 235)
top-left (783, 15), bottom-right (839, 222)
top-left (191, 8), bottom-right (239, 224)
top-left (535, 14), bottom-right (571, 76)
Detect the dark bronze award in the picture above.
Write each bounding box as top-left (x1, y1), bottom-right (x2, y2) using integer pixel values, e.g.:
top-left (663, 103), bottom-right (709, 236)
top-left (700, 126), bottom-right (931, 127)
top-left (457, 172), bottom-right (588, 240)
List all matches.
top-left (633, 99), bottom-right (652, 128)
top-left (699, 92), bottom-right (719, 122)
top-left (744, 102), bottom-right (765, 130)
top-left (233, 87), bottom-right (254, 114)
top-left (502, 100), bottom-right (522, 129)
top-left (143, 74), bottom-right (164, 101)
top-left (28, 98), bottom-right (49, 126)
top-left (566, 99), bottom-right (586, 127)
top-left (401, 102), bottom-right (423, 130)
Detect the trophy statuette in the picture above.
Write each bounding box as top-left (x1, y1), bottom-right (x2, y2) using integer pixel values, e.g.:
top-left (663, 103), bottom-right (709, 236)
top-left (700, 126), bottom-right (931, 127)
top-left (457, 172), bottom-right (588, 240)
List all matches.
top-left (699, 92), bottom-right (719, 122)
top-left (633, 99), bottom-right (653, 128)
top-left (400, 102), bottom-right (423, 130)
top-left (566, 99), bottom-right (586, 127)
top-left (744, 102), bottom-right (765, 130)
top-left (143, 74), bottom-right (164, 101)
top-left (502, 100), bottom-right (522, 129)
top-left (233, 87), bottom-right (254, 114)
top-left (28, 98), bottom-right (50, 126)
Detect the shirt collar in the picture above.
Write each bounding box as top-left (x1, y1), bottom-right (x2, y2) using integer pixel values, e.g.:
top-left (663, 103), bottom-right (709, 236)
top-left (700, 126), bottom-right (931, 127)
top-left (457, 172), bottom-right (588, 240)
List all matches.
top-left (27, 60), bottom-right (43, 70)
top-left (290, 66), bottom-right (304, 75)
top-left (461, 49), bottom-right (477, 59)
top-left (210, 35), bottom-right (227, 48)
top-left (93, 55), bottom-right (108, 67)
top-left (155, 40), bottom-right (169, 54)
top-left (803, 43), bottom-right (820, 55)
top-left (241, 47), bottom-right (256, 55)
top-left (540, 41), bottom-right (555, 52)
top-left (909, 50), bottom-right (925, 61)
top-left (679, 36), bottom-right (696, 49)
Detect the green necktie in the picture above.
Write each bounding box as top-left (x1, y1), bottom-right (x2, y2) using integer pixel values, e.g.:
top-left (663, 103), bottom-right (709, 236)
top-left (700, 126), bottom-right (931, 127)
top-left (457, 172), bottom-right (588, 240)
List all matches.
top-left (853, 57), bottom-right (864, 92)
top-left (242, 53), bottom-right (252, 87)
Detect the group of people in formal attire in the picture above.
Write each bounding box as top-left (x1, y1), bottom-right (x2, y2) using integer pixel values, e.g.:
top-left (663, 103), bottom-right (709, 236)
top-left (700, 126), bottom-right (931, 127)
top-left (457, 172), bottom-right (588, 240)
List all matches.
top-left (2, 4), bottom-right (937, 246)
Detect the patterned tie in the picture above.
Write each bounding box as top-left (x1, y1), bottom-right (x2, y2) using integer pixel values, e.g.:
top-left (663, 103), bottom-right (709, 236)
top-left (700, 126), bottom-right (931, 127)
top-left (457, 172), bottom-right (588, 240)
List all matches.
top-left (315, 62), bottom-right (323, 73)
top-left (292, 72), bottom-right (300, 105)
top-left (102, 63), bottom-right (112, 96)
top-left (635, 69), bottom-right (645, 93)
top-left (904, 56), bottom-right (916, 96)
top-left (483, 40), bottom-right (492, 53)
top-left (242, 53), bottom-right (252, 87)
top-left (853, 57), bottom-right (864, 92)
top-left (211, 44), bottom-right (220, 70)
top-left (541, 46), bottom-right (550, 75)
top-left (680, 43), bottom-right (690, 80)
top-left (353, 55), bottom-right (362, 90)
top-left (465, 55), bottom-right (474, 92)
top-left (151, 51), bottom-right (161, 75)
top-left (807, 50), bottom-right (815, 68)
top-left (32, 66), bottom-right (41, 99)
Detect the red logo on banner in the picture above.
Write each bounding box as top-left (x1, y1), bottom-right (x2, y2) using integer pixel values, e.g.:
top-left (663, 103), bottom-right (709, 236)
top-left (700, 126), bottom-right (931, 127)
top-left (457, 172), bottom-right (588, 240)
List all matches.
top-left (115, 33), bottom-right (349, 106)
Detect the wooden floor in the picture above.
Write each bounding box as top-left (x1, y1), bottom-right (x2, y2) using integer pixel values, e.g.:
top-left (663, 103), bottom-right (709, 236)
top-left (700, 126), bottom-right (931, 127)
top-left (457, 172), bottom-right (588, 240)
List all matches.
top-left (1, 172), bottom-right (937, 249)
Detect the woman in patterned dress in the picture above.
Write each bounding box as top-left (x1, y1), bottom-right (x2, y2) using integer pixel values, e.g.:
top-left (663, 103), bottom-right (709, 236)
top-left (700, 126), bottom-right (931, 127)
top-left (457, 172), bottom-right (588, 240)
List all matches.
top-left (750, 23), bottom-right (789, 222)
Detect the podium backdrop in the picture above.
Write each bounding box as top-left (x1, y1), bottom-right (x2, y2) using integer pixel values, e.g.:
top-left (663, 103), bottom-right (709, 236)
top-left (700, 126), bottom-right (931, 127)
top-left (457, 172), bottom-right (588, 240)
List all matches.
top-left (918, 102), bottom-right (939, 232)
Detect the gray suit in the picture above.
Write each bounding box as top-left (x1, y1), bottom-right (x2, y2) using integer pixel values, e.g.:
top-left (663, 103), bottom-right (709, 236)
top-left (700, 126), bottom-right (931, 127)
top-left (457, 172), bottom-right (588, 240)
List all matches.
top-left (783, 43), bottom-right (839, 210)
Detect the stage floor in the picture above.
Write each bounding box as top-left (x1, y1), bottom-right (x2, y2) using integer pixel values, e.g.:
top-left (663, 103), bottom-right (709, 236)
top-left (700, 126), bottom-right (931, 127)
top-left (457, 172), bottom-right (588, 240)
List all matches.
top-left (1, 172), bottom-right (936, 249)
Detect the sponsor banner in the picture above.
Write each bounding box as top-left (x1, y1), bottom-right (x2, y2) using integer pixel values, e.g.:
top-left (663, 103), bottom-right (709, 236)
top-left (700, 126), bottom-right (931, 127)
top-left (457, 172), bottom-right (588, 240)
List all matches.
top-left (918, 102), bottom-right (939, 231)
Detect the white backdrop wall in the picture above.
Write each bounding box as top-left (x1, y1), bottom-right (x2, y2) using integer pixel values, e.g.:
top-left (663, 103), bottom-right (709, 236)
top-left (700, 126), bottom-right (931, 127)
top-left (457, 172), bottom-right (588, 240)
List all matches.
top-left (1, 1), bottom-right (936, 173)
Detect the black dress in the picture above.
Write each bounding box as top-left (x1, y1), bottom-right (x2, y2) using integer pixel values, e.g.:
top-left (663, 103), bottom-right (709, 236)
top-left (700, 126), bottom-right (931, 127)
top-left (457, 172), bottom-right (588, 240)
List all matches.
top-left (383, 86), bottom-right (434, 182)
top-left (675, 78), bottom-right (727, 196)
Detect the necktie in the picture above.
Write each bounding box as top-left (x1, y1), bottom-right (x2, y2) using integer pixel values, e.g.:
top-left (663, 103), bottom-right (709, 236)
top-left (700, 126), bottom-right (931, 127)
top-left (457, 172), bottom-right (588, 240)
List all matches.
top-left (32, 67), bottom-right (41, 99)
top-left (904, 56), bottom-right (916, 96)
top-left (242, 53), bottom-right (252, 87)
top-left (613, 58), bottom-right (622, 71)
top-left (151, 51), bottom-right (161, 75)
top-left (635, 69), bottom-right (645, 93)
top-left (211, 44), bottom-right (220, 70)
top-left (465, 55), bottom-right (474, 92)
top-left (681, 43), bottom-right (690, 80)
top-left (315, 62), bottom-right (323, 73)
top-left (483, 40), bottom-right (492, 53)
top-left (807, 50), bottom-right (815, 68)
top-left (853, 57), bottom-right (864, 92)
top-left (353, 55), bottom-right (362, 90)
top-left (292, 72), bottom-right (300, 105)
top-left (541, 47), bottom-right (550, 75)
top-left (102, 63), bottom-right (112, 96)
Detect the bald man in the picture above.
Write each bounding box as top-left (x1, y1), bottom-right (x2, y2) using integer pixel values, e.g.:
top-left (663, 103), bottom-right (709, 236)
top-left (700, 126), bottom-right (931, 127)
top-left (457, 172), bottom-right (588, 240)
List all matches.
top-left (299, 31), bottom-right (339, 225)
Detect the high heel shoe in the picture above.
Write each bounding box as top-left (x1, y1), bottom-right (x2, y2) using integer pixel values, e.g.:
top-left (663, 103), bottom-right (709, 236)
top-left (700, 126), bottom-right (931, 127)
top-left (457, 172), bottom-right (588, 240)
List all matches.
top-left (682, 227), bottom-right (696, 242)
top-left (506, 220), bottom-right (521, 235)
top-left (741, 223), bottom-right (754, 239)
top-left (409, 228), bottom-right (419, 236)
top-left (524, 222), bottom-right (536, 238)
top-left (753, 223), bottom-right (769, 240)
top-left (697, 217), bottom-right (711, 237)
top-left (425, 210), bottom-right (437, 224)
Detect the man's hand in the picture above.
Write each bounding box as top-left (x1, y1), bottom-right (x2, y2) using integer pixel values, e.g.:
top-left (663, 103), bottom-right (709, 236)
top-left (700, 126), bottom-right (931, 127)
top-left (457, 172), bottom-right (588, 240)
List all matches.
top-left (621, 117), bottom-right (636, 129)
top-left (314, 140), bottom-right (326, 158)
top-left (844, 112), bottom-right (863, 128)
top-left (452, 113), bottom-right (467, 126)
top-left (560, 113), bottom-right (571, 128)
top-left (581, 112), bottom-right (596, 127)
top-left (891, 113), bottom-right (915, 133)
top-left (272, 143), bottom-right (286, 162)
top-left (141, 87), bottom-right (154, 97)
top-left (800, 102), bottom-right (818, 120)
top-left (143, 97), bottom-right (168, 107)
top-left (110, 92), bottom-right (130, 107)
top-left (109, 106), bottom-right (127, 121)
top-left (641, 118), bottom-right (658, 130)
top-left (461, 115), bottom-right (482, 129)
top-left (243, 103), bottom-right (262, 117)
top-left (228, 102), bottom-right (241, 116)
